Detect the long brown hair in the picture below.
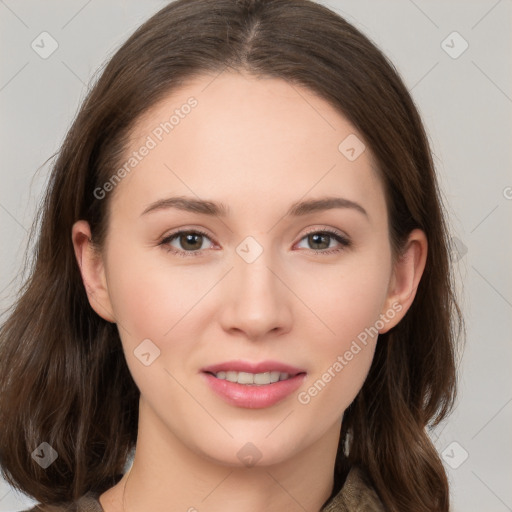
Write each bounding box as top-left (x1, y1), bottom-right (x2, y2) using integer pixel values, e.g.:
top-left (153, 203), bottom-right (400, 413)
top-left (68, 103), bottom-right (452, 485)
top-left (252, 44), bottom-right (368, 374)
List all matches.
top-left (0, 1), bottom-right (463, 510)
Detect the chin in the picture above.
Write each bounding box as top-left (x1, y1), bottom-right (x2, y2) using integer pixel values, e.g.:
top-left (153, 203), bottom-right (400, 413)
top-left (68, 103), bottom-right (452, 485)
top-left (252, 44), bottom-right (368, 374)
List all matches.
top-left (188, 428), bottom-right (308, 469)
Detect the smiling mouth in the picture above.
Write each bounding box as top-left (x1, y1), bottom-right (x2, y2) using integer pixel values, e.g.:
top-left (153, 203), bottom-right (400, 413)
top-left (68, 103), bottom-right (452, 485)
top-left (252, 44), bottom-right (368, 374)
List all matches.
top-left (205, 370), bottom-right (306, 385)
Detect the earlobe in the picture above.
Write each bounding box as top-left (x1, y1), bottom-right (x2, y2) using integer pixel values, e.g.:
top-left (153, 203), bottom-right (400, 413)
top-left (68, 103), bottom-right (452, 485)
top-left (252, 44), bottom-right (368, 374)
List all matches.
top-left (379, 229), bottom-right (428, 334)
top-left (71, 220), bottom-right (116, 323)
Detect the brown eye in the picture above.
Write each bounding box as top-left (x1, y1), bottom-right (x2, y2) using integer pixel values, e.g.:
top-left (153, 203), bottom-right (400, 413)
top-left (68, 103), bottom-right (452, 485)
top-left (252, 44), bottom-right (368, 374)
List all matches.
top-left (160, 229), bottom-right (214, 257)
top-left (296, 229), bottom-right (351, 255)
top-left (177, 232), bottom-right (204, 251)
top-left (307, 232), bottom-right (330, 250)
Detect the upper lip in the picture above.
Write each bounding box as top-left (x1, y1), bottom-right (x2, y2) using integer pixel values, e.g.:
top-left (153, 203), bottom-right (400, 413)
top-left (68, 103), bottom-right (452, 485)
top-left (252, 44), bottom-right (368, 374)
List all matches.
top-left (201, 360), bottom-right (306, 376)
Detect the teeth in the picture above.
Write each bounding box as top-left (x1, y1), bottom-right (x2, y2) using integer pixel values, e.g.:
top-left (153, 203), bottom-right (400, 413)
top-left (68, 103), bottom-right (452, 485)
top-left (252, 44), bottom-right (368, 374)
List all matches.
top-left (213, 370), bottom-right (291, 385)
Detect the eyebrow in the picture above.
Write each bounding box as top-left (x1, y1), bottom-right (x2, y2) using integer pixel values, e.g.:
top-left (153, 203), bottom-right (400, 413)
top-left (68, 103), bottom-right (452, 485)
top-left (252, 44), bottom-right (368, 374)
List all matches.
top-left (141, 195), bottom-right (368, 218)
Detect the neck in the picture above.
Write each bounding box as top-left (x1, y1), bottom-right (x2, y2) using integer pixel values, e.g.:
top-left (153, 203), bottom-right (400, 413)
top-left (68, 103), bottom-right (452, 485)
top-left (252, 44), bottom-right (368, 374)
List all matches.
top-left (102, 399), bottom-right (341, 512)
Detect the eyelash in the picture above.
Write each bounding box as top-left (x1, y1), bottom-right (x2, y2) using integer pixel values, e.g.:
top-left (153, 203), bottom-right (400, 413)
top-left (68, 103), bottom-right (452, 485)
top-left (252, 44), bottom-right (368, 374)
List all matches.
top-left (159, 227), bottom-right (351, 258)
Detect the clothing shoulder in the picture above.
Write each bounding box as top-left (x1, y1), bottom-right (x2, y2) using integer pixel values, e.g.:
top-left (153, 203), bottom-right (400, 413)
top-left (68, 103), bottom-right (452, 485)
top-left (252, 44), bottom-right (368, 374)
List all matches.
top-left (20, 468), bottom-right (383, 512)
top-left (322, 465), bottom-right (385, 512)
top-left (18, 492), bottom-right (103, 512)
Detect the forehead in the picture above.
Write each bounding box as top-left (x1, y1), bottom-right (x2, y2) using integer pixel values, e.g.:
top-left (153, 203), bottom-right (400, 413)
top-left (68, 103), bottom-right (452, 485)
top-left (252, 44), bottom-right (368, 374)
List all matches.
top-left (109, 71), bottom-right (385, 222)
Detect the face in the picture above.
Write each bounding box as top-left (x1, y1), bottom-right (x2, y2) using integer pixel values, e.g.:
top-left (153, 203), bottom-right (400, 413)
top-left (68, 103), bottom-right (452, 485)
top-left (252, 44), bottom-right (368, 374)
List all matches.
top-left (74, 70), bottom-right (424, 468)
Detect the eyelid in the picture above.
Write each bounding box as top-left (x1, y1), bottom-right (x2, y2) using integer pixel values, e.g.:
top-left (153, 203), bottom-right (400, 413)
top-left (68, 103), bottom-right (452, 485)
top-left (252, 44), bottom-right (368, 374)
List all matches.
top-left (300, 225), bottom-right (348, 240)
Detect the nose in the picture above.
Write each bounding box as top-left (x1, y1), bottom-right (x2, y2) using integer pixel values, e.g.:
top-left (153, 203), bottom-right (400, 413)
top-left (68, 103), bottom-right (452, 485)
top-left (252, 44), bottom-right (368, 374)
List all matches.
top-left (218, 243), bottom-right (292, 342)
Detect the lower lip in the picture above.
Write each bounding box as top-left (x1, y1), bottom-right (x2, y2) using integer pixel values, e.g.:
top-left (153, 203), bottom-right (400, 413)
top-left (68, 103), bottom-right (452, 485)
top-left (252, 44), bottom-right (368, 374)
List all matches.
top-left (201, 372), bottom-right (307, 409)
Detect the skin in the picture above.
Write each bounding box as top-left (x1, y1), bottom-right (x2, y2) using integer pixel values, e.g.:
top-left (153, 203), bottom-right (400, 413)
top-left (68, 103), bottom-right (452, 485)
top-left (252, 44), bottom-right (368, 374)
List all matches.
top-left (72, 70), bottom-right (427, 512)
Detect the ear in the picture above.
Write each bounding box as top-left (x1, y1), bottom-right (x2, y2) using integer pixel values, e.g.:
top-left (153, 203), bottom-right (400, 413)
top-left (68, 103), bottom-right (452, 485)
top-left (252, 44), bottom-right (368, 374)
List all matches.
top-left (378, 228), bottom-right (428, 334)
top-left (71, 220), bottom-right (116, 323)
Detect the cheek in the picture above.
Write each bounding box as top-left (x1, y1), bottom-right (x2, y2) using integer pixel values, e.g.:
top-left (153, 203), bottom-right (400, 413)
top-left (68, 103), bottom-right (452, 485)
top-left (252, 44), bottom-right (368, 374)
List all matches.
top-left (104, 250), bottom-right (205, 398)
top-left (302, 251), bottom-right (391, 346)
top-left (105, 244), bottom-right (212, 340)
top-left (296, 275), bottom-right (383, 420)
top-left (294, 249), bottom-right (390, 410)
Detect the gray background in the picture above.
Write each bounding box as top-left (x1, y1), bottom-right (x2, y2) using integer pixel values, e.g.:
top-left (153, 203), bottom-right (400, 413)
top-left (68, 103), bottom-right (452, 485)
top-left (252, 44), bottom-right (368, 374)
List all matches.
top-left (1, 1), bottom-right (511, 511)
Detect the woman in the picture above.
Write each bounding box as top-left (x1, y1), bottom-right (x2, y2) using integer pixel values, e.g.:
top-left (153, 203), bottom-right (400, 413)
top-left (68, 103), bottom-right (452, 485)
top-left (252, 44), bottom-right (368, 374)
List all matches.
top-left (0, 0), bottom-right (463, 510)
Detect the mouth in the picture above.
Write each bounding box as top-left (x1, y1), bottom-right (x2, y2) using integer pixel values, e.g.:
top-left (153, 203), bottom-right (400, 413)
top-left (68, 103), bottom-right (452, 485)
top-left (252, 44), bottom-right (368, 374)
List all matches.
top-left (204, 370), bottom-right (303, 385)
top-left (201, 360), bottom-right (307, 384)
top-left (200, 360), bottom-right (307, 409)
